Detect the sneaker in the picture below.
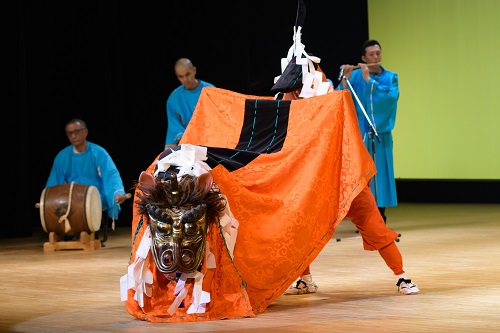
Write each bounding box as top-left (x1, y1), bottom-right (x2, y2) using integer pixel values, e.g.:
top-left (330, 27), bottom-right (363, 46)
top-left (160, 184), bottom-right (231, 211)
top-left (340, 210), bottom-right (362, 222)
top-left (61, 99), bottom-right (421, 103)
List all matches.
top-left (397, 278), bottom-right (419, 295)
top-left (283, 274), bottom-right (319, 295)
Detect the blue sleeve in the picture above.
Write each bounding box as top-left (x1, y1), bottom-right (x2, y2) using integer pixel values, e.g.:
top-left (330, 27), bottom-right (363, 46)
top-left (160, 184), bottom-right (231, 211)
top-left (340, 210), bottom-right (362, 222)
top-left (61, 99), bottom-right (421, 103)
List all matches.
top-left (369, 73), bottom-right (399, 132)
top-left (45, 148), bottom-right (69, 188)
top-left (165, 92), bottom-right (186, 146)
top-left (93, 146), bottom-right (125, 219)
top-left (368, 73), bottom-right (399, 101)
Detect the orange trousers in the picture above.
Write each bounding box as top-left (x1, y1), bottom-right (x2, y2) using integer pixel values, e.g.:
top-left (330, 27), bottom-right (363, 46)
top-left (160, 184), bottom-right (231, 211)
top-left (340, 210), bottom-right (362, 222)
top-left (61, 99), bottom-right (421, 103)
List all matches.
top-left (303, 184), bottom-right (404, 276)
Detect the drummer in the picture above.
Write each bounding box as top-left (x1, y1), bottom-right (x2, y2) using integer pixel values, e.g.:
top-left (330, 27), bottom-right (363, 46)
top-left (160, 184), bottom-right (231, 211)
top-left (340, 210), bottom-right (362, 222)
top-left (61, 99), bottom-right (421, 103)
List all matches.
top-left (45, 118), bottom-right (128, 245)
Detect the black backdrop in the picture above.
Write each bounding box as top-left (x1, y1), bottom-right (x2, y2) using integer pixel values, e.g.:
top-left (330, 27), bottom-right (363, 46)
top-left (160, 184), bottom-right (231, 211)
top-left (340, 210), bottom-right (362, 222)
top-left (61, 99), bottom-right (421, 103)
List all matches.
top-left (8, 0), bottom-right (368, 238)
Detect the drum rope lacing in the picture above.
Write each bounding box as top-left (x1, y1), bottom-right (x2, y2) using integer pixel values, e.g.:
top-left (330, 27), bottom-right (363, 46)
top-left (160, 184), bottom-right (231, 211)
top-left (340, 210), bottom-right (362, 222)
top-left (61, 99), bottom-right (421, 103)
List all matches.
top-left (58, 181), bottom-right (75, 233)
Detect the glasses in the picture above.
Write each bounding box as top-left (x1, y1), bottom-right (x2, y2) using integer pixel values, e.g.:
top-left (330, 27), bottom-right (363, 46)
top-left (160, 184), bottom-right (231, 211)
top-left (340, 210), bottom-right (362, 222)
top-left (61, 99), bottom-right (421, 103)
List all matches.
top-left (65, 128), bottom-right (86, 136)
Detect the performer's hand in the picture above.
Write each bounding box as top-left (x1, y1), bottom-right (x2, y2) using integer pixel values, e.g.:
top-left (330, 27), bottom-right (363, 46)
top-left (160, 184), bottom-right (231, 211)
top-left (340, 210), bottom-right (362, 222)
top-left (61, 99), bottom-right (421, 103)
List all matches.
top-left (359, 63), bottom-right (370, 83)
top-left (115, 193), bottom-right (131, 205)
top-left (282, 89), bottom-right (301, 101)
top-left (165, 142), bottom-right (180, 151)
top-left (342, 64), bottom-right (354, 81)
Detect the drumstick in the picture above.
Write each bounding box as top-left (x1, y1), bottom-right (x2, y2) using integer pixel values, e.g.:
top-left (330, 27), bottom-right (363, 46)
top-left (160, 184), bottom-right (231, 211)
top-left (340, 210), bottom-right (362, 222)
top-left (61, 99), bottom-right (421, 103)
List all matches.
top-left (116, 193), bottom-right (132, 205)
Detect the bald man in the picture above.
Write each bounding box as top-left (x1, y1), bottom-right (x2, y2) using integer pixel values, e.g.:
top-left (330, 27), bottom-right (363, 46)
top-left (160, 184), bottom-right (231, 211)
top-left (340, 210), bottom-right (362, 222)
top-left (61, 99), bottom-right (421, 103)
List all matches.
top-left (165, 58), bottom-right (214, 149)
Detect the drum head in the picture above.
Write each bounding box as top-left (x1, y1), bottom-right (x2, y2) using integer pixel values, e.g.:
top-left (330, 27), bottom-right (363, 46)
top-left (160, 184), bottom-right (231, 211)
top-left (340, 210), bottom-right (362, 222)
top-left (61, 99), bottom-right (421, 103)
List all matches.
top-left (85, 185), bottom-right (102, 232)
top-left (39, 187), bottom-right (48, 233)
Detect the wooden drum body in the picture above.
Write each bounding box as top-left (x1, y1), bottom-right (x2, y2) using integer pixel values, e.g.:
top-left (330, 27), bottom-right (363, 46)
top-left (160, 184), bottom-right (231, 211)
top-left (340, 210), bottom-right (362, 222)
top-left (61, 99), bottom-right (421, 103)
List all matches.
top-left (39, 184), bottom-right (102, 236)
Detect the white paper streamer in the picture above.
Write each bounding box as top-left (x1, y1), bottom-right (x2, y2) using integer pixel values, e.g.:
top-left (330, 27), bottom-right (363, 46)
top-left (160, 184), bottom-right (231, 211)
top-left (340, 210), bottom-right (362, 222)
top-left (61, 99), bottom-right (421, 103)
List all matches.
top-left (154, 144), bottom-right (212, 179)
top-left (121, 146), bottom-right (242, 316)
top-left (275, 25), bottom-right (333, 98)
top-left (120, 226), bottom-right (153, 306)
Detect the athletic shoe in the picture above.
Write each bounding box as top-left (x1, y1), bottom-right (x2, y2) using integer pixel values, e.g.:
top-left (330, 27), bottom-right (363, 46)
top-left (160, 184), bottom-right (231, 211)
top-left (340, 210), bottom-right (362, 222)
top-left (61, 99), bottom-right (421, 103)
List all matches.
top-left (283, 274), bottom-right (319, 295)
top-left (397, 278), bottom-right (419, 295)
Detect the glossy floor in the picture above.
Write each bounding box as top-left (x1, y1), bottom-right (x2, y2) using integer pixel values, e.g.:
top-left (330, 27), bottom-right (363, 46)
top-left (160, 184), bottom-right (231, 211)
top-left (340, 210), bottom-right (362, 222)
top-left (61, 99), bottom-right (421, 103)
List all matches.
top-left (1, 203), bottom-right (499, 333)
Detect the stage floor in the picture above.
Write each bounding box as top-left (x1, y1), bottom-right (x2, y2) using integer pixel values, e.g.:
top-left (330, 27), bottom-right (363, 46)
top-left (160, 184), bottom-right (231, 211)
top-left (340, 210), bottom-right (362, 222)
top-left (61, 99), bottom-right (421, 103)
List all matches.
top-left (1, 203), bottom-right (499, 333)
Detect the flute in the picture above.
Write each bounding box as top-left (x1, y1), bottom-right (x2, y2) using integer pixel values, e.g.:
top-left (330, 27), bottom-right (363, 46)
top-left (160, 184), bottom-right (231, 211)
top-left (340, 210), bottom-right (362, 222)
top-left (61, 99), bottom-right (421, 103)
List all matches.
top-left (346, 62), bottom-right (381, 69)
top-left (338, 62), bottom-right (381, 81)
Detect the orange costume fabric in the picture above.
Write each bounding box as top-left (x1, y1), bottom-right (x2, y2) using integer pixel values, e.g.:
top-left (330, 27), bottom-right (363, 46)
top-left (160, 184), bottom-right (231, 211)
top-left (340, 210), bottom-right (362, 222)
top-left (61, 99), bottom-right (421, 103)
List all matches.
top-left (124, 87), bottom-right (379, 322)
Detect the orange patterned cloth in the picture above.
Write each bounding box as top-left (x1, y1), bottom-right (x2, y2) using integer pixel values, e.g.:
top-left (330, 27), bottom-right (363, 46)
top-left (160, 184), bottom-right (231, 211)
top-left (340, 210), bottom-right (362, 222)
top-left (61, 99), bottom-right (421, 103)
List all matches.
top-left (124, 87), bottom-right (375, 322)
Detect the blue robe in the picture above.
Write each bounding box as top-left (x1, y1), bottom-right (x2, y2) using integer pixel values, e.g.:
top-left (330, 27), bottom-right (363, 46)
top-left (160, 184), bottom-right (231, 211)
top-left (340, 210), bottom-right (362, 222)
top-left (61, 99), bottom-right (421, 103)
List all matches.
top-left (337, 67), bottom-right (399, 207)
top-left (165, 80), bottom-right (215, 145)
top-left (46, 142), bottom-right (126, 219)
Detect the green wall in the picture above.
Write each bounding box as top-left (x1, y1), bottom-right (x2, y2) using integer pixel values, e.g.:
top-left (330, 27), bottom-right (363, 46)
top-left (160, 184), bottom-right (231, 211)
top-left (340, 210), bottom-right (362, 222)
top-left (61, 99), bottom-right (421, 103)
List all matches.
top-left (368, 0), bottom-right (500, 179)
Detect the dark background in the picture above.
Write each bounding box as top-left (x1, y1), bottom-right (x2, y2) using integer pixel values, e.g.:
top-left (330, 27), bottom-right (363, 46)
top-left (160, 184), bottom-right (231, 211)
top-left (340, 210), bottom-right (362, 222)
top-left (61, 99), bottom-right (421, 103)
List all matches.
top-left (9, 1), bottom-right (497, 239)
top-left (8, 0), bottom-right (369, 238)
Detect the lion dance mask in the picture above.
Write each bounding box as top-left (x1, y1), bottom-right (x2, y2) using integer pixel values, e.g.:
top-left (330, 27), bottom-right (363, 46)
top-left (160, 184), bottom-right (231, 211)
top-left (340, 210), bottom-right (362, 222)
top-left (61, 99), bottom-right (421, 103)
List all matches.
top-left (134, 171), bottom-right (226, 274)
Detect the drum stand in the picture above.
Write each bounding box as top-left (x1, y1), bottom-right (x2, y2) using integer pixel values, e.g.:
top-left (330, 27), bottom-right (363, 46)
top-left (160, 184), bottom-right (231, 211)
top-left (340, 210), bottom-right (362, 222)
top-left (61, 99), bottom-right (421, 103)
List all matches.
top-left (43, 231), bottom-right (101, 252)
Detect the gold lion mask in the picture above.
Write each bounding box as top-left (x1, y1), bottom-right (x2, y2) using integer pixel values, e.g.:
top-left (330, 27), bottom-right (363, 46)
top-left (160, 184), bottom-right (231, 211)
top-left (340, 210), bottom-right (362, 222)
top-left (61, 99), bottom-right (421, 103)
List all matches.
top-left (135, 171), bottom-right (226, 274)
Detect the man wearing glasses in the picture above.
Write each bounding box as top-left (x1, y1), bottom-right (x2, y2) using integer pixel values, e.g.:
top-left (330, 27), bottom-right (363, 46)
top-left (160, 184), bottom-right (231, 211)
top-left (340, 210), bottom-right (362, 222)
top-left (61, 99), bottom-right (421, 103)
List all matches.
top-left (45, 118), bottom-right (128, 245)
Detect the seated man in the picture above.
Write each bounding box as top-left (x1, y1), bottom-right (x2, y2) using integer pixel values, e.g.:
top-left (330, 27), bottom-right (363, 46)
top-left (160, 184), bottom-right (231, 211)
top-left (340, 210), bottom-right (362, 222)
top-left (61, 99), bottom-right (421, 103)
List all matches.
top-left (45, 118), bottom-right (129, 245)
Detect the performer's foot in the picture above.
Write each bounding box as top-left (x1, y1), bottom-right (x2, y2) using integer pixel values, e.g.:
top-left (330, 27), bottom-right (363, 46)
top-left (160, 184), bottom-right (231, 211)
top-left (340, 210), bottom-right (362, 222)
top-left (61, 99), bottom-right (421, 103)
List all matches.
top-left (397, 278), bottom-right (419, 295)
top-left (283, 274), bottom-right (318, 295)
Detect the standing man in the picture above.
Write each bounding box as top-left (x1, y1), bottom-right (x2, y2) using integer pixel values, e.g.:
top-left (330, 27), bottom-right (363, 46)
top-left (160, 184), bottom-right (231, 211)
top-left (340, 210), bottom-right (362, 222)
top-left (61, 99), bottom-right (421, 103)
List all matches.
top-left (337, 40), bottom-right (399, 224)
top-left (165, 58), bottom-right (214, 149)
top-left (46, 118), bottom-right (128, 245)
top-left (271, 37), bottom-right (418, 296)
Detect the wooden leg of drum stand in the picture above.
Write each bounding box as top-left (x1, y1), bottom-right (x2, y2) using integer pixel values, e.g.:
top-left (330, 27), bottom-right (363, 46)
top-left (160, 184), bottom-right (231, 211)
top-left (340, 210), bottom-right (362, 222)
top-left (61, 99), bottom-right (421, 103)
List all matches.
top-left (80, 231), bottom-right (101, 251)
top-left (43, 231), bottom-right (101, 251)
top-left (43, 232), bottom-right (60, 252)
